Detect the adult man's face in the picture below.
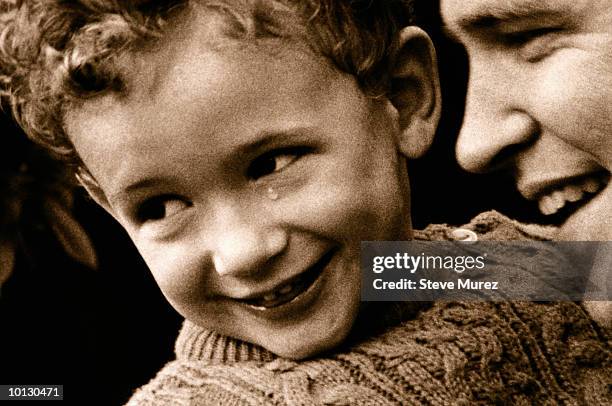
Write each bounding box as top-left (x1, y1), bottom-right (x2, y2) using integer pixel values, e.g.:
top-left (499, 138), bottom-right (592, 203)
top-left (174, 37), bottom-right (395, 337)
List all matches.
top-left (441, 0), bottom-right (612, 240)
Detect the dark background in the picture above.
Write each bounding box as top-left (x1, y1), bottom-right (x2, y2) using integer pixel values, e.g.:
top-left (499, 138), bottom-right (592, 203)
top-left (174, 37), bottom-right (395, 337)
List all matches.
top-left (0, 115), bottom-right (182, 405)
top-left (0, 3), bottom-right (539, 405)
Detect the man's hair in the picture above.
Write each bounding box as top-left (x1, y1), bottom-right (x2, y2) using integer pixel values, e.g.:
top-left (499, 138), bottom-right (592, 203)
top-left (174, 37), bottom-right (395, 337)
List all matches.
top-left (0, 0), bottom-right (414, 175)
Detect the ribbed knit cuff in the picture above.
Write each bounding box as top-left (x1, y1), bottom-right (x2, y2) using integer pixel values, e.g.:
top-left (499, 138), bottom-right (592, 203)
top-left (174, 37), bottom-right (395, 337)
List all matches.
top-left (175, 320), bottom-right (276, 364)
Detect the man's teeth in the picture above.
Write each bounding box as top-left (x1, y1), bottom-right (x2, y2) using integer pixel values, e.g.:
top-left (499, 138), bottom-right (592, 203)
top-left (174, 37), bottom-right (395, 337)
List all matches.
top-left (562, 185), bottom-right (583, 202)
top-left (582, 178), bottom-right (600, 194)
top-left (538, 175), bottom-right (608, 216)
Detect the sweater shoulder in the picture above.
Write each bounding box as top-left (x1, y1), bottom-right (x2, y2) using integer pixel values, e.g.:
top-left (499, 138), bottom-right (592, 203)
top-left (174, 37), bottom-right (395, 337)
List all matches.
top-left (415, 210), bottom-right (556, 241)
top-left (125, 359), bottom-right (279, 405)
top-left (126, 302), bottom-right (610, 405)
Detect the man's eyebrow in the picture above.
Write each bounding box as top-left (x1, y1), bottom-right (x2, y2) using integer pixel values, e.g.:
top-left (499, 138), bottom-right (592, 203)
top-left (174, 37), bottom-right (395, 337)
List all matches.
top-left (451, 0), bottom-right (568, 34)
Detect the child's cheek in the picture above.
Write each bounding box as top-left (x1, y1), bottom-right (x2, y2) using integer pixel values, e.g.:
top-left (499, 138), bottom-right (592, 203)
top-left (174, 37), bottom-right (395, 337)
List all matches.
top-left (135, 237), bottom-right (211, 303)
top-left (279, 163), bottom-right (405, 242)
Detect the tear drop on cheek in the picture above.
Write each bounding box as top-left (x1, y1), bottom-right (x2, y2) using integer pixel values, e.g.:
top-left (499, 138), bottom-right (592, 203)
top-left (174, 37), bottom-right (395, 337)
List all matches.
top-left (267, 187), bottom-right (279, 201)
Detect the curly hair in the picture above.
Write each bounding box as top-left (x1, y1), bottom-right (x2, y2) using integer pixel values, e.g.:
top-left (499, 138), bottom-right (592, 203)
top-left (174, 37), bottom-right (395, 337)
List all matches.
top-left (0, 0), bottom-right (414, 177)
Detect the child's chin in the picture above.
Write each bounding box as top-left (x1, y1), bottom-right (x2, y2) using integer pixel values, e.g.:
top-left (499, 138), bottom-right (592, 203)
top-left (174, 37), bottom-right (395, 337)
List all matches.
top-left (260, 321), bottom-right (355, 360)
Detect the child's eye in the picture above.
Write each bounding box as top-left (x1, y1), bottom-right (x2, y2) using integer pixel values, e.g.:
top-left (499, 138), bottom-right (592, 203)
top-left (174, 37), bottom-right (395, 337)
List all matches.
top-left (247, 147), bottom-right (309, 180)
top-left (136, 195), bottom-right (190, 223)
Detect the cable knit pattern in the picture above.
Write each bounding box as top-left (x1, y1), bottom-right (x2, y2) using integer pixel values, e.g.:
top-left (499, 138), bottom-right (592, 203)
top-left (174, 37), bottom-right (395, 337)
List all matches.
top-left (127, 212), bottom-right (611, 405)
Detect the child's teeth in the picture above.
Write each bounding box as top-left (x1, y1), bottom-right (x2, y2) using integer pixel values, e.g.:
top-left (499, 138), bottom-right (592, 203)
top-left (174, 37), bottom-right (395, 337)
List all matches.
top-left (279, 284), bottom-right (292, 294)
top-left (263, 292), bottom-right (277, 301)
top-left (244, 251), bottom-right (333, 310)
top-left (255, 284), bottom-right (295, 306)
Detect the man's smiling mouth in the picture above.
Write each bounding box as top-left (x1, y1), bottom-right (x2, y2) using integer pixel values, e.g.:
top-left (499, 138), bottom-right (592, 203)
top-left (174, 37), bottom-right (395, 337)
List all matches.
top-left (239, 248), bottom-right (337, 309)
top-left (535, 172), bottom-right (610, 222)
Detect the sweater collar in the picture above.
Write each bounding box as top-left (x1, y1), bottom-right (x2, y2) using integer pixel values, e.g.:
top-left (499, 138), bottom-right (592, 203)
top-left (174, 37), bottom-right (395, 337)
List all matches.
top-left (175, 320), bottom-right (277, 363)
top-left (174, 302), bottom-right (428, 364)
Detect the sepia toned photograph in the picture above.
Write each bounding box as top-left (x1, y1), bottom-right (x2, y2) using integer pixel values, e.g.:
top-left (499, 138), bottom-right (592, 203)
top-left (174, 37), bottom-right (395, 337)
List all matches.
top-left (0, 0), bottom-right (610, 404)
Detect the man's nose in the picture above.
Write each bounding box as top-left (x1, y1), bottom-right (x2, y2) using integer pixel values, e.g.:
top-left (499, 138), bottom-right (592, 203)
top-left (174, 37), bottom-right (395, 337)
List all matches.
top-left (455, 63), bottom-right (539, 173)
top-left (209, 204), bottom-right (288, 277)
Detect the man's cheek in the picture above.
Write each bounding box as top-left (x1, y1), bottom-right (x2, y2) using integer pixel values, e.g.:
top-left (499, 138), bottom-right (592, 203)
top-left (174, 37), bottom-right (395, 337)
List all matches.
top-left (559, 186), bottom-right (612, 240)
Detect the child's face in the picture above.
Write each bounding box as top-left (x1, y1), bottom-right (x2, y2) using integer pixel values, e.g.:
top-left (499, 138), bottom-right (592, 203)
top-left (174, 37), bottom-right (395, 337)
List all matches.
top-left (65, 19), bottom-right (415, 358)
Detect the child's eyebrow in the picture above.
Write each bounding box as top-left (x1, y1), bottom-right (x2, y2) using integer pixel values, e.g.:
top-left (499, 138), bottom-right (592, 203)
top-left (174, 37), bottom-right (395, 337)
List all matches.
top-left (108, 177), bottom-right (169, 204)
top-left (233, 126), bottom-right (317, 157)
top-left (121, 178), bottom-right (165, 196)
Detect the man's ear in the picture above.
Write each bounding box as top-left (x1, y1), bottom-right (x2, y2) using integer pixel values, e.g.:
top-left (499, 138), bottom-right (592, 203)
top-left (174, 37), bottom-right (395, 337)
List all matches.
top-left (389, 26), bottom-right (441, 159)
top-left (76, 169), bottom-right (114, 215)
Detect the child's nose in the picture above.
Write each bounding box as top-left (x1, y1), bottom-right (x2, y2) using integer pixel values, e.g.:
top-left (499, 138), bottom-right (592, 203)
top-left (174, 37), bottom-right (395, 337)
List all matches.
top-left (210, 208), bottom-right (288, 277)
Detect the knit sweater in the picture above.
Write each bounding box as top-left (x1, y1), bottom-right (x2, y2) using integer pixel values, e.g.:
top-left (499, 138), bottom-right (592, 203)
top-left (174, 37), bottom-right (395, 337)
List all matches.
top-left (127, 212), bottom-right (611, 405)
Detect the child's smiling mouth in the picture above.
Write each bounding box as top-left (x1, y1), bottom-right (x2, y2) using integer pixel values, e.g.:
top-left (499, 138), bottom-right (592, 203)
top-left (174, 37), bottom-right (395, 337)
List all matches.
top-left (239, 248), bottom-right (338, 310)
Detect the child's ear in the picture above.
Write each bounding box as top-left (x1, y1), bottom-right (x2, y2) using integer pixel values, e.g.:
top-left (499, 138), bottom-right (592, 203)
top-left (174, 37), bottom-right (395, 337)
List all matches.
top-left (389, 26), bottom-right (441, 159)
top-left (76, 169), bottom-right (114, 215)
